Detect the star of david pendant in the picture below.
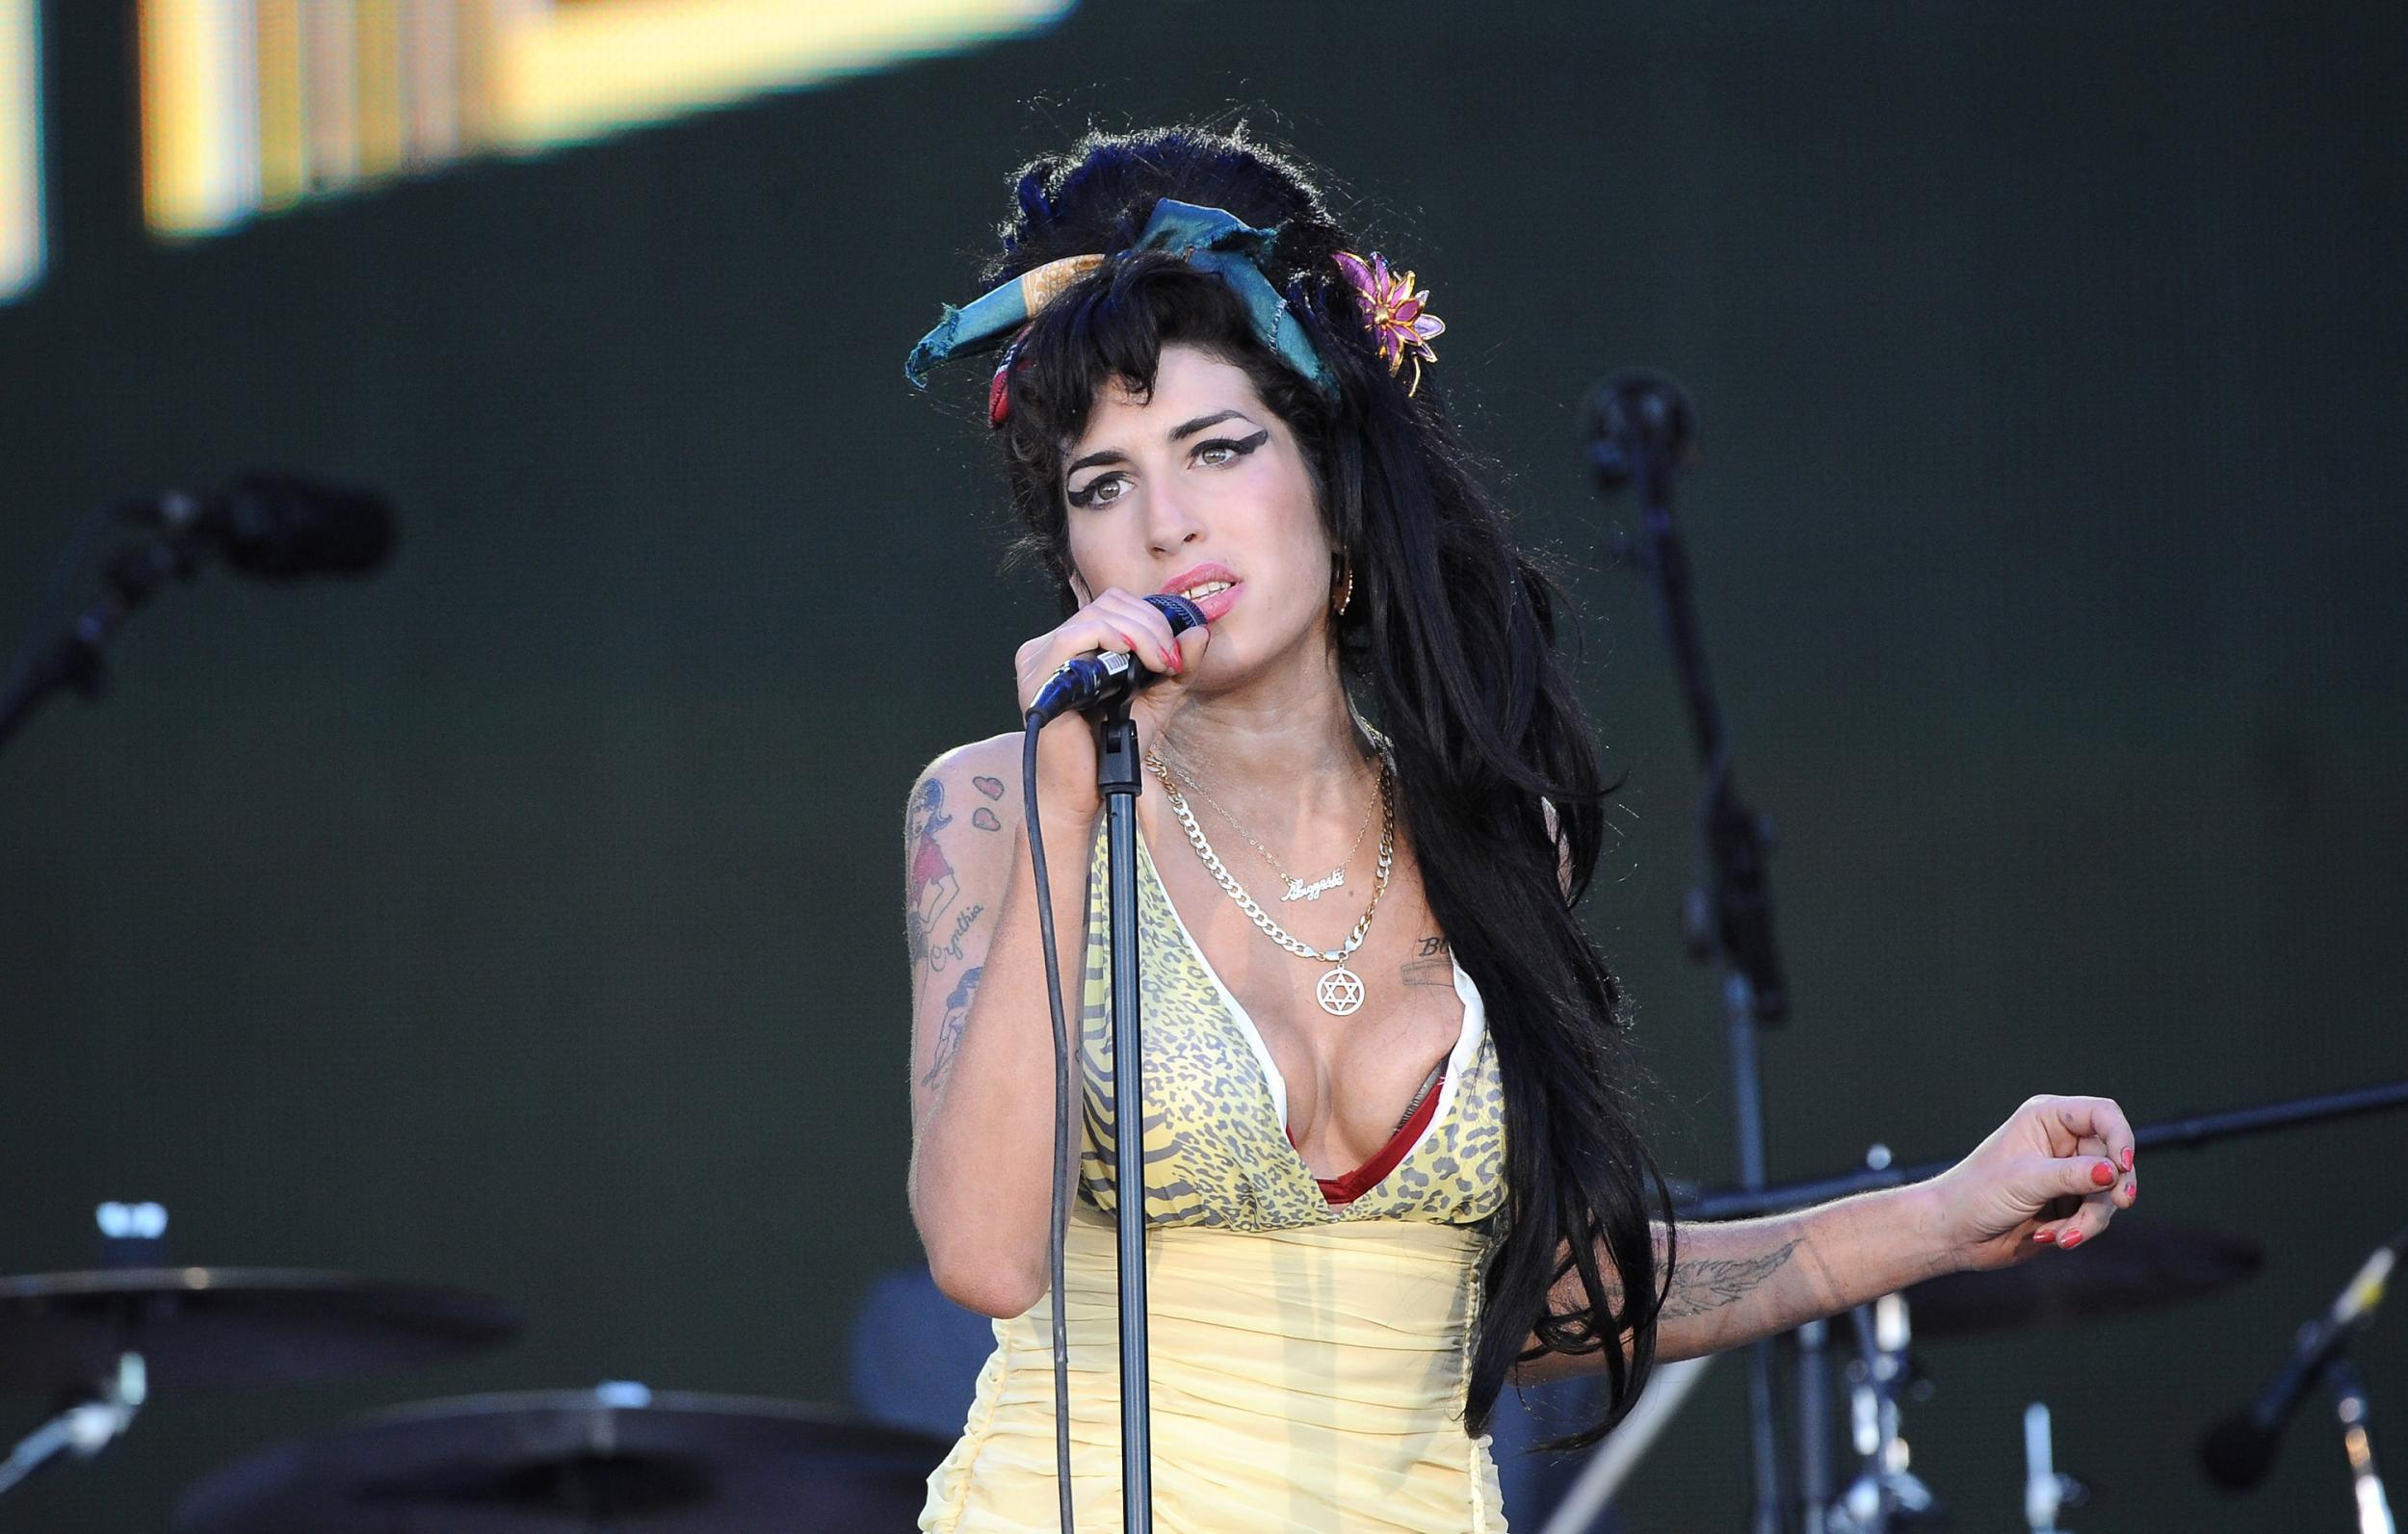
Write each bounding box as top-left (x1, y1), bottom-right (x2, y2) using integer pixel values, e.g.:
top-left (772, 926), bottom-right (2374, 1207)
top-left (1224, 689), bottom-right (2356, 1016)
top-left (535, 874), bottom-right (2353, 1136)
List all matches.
top-left (1316, 965), bottom-right (1366, 1016)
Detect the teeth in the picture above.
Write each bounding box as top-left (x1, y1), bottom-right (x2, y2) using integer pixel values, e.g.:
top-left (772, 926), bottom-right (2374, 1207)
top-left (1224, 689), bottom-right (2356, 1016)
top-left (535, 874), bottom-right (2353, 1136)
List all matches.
top-left (1178, 581), bottom-right (1232, 600)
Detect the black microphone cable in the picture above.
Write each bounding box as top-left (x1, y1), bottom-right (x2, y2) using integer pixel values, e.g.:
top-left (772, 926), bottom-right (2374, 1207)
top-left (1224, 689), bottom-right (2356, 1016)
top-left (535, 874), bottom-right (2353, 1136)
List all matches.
top-left (1021, 711), bottom-right (1080, 1534)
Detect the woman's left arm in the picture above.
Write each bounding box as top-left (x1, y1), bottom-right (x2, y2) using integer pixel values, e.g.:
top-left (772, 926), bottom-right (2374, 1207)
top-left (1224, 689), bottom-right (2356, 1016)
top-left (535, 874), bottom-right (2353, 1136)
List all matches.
top-left (1525, 1094), bottom-right (2140, 1374)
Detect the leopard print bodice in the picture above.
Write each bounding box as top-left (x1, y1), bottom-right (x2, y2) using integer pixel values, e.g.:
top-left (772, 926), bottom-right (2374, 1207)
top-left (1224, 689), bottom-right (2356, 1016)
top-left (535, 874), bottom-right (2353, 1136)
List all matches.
top-left (1075, 828), bottom-right (1509, 1230)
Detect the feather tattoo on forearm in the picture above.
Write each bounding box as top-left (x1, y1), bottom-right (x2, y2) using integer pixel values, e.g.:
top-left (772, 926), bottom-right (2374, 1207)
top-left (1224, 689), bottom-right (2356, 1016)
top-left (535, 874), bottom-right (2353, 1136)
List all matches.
top-left (1659, 1236), bottom-right (1803, 1319)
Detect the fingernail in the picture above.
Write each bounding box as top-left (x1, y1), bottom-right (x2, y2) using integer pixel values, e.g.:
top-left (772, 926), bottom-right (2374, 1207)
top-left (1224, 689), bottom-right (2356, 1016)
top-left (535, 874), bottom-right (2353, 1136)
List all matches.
top-left (2091, 1160), bottom-right (2116, 1187)
top-left (2060, 1231), bottom-right (2085, 1250)
top-left (2032, 1229), bottom-right (2055, 1243)
top-left (2121, 1147), bottom-right (2133, 1172)
top-left (2128, 1180), bottom-right (2137, 1204)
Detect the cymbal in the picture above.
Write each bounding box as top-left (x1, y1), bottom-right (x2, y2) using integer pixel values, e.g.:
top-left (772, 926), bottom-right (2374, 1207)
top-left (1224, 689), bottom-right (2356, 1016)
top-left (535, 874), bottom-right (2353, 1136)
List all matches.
top-left (0, 1268), bottom-right (521, 1391)
top-left (174, 1387), bottom-right (948, 1533)
top-left (1902, 1219), bottom-right (2262, 1340)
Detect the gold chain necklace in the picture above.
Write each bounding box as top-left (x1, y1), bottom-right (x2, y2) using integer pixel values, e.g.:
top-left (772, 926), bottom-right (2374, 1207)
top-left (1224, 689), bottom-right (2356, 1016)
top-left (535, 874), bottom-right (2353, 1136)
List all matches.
top-left (1152, 749), bottom-right (1376, 902)
top-left (1142, 744), bottom-right (1395, 1017)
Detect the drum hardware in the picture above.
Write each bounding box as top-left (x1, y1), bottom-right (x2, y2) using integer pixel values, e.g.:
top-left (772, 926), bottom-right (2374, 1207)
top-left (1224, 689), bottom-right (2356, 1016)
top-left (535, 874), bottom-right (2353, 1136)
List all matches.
top-left (2022, 1401), bottom-right (2091, 1534)
top-left (1825, 1293), bottom-right (1937, 1534)
top-left (0, 1202), bottom-right (521, 1500)
top-left (172, 1385), bottom-right (952, 1533)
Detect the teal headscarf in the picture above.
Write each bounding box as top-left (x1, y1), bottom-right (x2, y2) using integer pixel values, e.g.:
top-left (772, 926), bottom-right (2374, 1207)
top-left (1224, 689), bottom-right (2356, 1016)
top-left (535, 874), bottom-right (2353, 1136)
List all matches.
top-left (903, 198), bottom-right (1336, 398)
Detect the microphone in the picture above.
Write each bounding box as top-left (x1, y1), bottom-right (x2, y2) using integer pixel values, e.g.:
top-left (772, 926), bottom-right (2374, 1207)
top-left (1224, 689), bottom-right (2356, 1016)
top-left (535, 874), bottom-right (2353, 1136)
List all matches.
top-left (1026, 593), bottom-right (1206, 725)
top-left (131, 474), bottom-right (397, 579)
top-left (2200, 1225), bottom-right (2402, 1491)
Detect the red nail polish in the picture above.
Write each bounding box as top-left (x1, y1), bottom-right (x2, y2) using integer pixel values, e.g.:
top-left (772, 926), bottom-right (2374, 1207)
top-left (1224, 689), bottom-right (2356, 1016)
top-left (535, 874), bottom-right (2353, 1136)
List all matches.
top-left (2091, 1160), bottom-right (2116, 1187)
top-left (2033, 1229), bottom-right (2055, 1243)
top-left (2060, 1231), bottom-right (2085, 1250)
top-left (2121, 1147), bottom-right (2133, 1172)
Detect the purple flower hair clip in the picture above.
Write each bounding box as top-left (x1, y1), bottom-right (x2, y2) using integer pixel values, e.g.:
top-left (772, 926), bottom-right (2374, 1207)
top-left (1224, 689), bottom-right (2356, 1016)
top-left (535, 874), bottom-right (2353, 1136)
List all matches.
top-left (1333, 249), bottom-right (1447, 396)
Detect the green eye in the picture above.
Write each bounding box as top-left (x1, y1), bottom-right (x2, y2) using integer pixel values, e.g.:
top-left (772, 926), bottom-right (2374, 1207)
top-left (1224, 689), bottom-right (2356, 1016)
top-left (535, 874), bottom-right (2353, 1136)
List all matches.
top-left (1066, 473), bottom-right (1128, 509)
top-left (1193, 429), bottom-right (1270, 468)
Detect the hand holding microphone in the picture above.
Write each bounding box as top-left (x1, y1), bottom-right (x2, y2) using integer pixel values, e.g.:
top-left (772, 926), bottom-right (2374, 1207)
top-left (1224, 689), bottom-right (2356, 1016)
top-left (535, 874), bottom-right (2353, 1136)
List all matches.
top-left (1014, 589), bottom-right (1210, 818)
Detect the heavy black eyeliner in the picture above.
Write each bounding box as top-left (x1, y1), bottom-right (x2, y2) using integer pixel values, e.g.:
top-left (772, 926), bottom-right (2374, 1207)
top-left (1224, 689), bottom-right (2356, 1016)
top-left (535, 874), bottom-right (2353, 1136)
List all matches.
top-left (1201, 429), bottom-right (1270, 459)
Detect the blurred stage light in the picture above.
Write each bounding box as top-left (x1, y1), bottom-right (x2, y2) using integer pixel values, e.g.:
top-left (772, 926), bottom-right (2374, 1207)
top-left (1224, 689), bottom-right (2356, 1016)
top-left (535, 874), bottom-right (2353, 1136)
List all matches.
top-left (0, 0), bottom-right (38, 301)
top-left (136, 0), bottom-right (1078, 240)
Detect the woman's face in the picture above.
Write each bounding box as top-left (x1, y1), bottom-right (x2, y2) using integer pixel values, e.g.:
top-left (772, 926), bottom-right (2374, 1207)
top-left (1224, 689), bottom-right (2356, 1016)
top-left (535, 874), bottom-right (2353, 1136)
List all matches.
top-left (1060, 342), bottom-right (1332, 684)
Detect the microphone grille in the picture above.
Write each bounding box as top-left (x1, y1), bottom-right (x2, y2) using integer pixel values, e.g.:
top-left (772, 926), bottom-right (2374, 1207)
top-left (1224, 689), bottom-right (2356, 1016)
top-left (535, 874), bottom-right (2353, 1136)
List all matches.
top-left (2199, 1414), bottom-right (2280, 1492)
top-left (1145, 592), bottom-right (1207, 636)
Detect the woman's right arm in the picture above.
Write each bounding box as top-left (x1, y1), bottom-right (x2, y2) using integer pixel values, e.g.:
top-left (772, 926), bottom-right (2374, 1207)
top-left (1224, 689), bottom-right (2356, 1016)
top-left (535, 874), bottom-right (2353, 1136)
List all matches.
top-left (903, 588), bottom-right (1205, 1317)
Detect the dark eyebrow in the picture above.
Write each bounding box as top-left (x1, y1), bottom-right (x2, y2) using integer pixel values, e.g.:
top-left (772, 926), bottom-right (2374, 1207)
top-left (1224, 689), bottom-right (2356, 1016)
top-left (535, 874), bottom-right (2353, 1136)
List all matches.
top-left (1064, 410), bottom-right (1254, 480)
top-left (1168, 408), bottom-right (1248, 441)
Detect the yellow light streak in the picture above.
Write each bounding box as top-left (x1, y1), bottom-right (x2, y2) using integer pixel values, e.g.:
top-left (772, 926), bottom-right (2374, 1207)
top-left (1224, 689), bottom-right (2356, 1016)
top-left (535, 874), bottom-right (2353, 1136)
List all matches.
top-left (485, 0), bottom-right (1074, 150)
top-left (0, 0), bottom-right (39, 299)
top-left (136, 0), bottom-right (1075, 238)
top-left (138, 0), bottom-right (260, 237)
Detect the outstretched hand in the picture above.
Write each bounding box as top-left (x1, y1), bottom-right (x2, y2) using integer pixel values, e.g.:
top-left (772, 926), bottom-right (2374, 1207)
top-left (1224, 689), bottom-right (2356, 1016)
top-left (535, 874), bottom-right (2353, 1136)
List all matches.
top-left (1923, 1094), bottom-right (2139, 1272)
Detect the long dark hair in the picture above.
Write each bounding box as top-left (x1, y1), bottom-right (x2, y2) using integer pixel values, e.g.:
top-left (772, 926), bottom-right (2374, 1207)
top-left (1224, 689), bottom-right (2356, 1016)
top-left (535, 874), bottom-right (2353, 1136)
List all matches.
top-left (972, 124), bottom-right (1674, 1447)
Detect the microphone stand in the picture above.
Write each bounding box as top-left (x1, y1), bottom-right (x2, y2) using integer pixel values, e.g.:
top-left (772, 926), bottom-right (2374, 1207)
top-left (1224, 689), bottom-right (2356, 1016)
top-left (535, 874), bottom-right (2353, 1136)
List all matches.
top-left (0, 507), bottom-right (202, 759)
top-left (2324, 1355), bottom-right (2395, 1534)
top-left (1587, 369), bottom-right (1807, 1534)
top-left (1589, 371), bottom-right (1801, 1531)
top-left (1095, 696), bottom-right (1156, 1534)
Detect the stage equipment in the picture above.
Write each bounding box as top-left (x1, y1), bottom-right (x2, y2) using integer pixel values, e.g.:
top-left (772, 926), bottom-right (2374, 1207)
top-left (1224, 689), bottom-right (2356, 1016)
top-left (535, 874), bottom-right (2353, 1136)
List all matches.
top-left (173, 1386), bottom-right (946, 1533)
top-left (1025, 591), bottom-right (1206, 725)
top-left (2201, 1221), bottom-right (2402, 1516)
top-left (1828, 1293), bottom-right (1935, 1531)
top-left (0, 473), bottom-right (395, 757)
top-left (1679, 1079), bottom-right (2408, 1223)
top-left (2020, 1402), bottom-right (2087, 1534)
top-left (1585, 367), bottom-right (1809, 1532)
top-left (1654, 1085), bottom-right (2403, 1530)
top-left (1019, 589), bottom-right (1208, 1534)
top-left (0, 1268), bottom-right (517, 1498)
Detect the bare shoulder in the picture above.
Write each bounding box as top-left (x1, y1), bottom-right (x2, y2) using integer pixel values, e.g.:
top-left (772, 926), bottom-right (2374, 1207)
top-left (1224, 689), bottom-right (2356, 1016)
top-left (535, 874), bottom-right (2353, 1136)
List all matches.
top-left (908, 732), bottom-right (1028, 844)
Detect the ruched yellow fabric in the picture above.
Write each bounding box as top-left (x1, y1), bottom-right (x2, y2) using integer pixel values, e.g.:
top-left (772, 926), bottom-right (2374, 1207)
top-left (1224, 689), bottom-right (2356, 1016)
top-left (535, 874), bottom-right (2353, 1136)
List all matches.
top-left (919, 826), bottom-right (1512, 1532)
top-left (919, 1213), bottom-right (1505, 1532)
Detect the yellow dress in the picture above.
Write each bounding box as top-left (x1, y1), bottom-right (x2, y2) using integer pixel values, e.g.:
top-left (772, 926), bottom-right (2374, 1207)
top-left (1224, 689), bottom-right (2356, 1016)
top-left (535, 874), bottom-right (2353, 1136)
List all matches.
top-left (919, 829), bottom-right (1513, 1533)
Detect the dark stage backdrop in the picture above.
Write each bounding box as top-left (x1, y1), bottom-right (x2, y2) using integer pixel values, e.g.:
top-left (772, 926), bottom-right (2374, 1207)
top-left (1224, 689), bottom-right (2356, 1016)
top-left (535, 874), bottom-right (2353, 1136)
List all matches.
top-left (3, 3), bottom-right (2402, 1529)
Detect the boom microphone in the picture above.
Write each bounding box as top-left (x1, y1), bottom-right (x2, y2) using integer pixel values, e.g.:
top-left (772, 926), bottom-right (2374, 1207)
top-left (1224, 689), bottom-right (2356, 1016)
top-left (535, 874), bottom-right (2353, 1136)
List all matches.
top-left (1025, 593), bottom-right (1206, 725)
top-left (2200, 1224), bottom-right (2403, 1491)
top-left (131, 474), bottom-right (397, 579)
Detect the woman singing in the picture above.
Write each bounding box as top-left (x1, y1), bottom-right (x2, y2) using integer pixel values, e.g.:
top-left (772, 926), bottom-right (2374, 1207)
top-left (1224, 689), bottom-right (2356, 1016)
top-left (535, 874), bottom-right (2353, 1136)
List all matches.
top-left (901, 125), bottom-right (2135, 1532)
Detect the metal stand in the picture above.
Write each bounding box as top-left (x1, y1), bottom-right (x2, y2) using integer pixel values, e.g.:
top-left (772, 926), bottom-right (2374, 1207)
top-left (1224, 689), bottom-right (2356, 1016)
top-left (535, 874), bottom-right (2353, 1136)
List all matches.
top-left (1096, 700), bottom-right (1155, 1534)
top-left (0, 1353), bottom-right (146, 1498)
top-left (1589, 369), bottom-right (1800, 1532)
top-left (2325, 1355), bottom-right (2395, 1534)
top-left (0, 514), bottom-right (202, 758)
top-left (2021, 1401), bottom-right (2088, 1534)
top-left (0, 1204), bottom-right (167, 1498)
top-left (1829, 1296), bottom-right (1936, 1532)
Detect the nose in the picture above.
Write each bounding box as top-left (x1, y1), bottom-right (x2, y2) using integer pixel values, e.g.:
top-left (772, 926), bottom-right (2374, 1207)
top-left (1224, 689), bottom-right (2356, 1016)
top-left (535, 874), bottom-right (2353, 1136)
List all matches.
top-left (1144, 479), bottom-right (1206, 553)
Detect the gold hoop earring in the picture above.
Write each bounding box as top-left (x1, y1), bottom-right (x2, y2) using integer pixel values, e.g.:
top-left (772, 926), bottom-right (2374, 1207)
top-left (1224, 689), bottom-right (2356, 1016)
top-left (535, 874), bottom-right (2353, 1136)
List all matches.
top-left (1331, 559), bottom-right (1354, 617)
